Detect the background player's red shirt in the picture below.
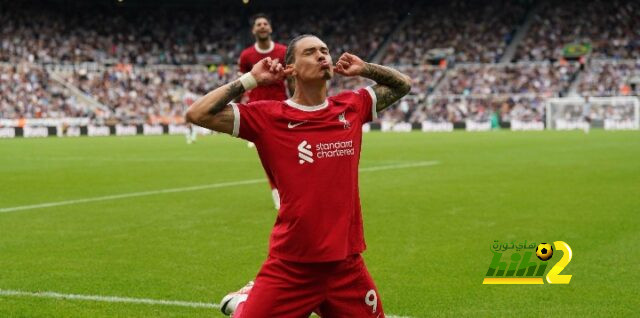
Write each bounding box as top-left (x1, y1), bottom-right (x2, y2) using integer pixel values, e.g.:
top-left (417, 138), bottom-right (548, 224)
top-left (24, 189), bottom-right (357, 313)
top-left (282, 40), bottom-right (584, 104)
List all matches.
top-left (238, 42), bottom-right (288, 102)
top-left (230, 87), bottom-right (378, 262)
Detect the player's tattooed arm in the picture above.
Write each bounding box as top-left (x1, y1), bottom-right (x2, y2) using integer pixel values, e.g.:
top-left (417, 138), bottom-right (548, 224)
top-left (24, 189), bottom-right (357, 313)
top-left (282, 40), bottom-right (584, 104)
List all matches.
top-left (185, 80), bottom-right (245, 135)
top-left (186, 57), bottom-right (288, 135)
top-left (208, 81), bottom-right (245, 115)
top-left (335, 53), bottom-right (410, 111)
top-left (361, 63), bottom-right (411, 112)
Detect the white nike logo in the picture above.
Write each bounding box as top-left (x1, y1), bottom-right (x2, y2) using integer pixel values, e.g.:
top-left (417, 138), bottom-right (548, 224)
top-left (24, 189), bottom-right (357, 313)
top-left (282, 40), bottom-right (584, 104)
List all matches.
top-left (288, 121), bottom-right (307, 129)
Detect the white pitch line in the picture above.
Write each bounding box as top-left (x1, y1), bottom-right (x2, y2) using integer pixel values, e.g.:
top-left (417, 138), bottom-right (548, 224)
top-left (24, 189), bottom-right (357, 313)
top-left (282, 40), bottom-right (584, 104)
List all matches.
top-left (0, 289), bottom-right (413, 317)
top-left (360, 160), bottom-right (439, 172)
top-left (0, 289), bottom-right (219, 309)
top-left (0, 161), bottom-right (439, 214)
top-left (0, 179), bottom-right (264, 213)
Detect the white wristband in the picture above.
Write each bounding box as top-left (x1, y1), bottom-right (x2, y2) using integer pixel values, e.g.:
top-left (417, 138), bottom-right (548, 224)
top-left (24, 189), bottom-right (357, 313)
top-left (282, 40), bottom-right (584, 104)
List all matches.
top-left (239, 73), bottom-right (258, 91)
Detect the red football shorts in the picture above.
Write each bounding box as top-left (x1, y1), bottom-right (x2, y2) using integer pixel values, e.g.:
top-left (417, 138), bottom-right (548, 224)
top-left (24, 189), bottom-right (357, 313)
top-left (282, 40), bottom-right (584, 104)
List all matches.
top-left (235, 254), bottom-right (384, 318)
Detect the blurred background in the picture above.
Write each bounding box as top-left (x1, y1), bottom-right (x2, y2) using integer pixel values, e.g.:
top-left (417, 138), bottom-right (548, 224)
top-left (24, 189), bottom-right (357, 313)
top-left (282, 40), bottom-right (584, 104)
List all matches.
top-left (1, 0), bottom-right (638, 135)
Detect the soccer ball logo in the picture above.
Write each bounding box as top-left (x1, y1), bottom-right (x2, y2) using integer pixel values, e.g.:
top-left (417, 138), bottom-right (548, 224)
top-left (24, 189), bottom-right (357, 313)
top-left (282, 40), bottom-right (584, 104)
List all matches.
top-left (536, 243), bottom-right (553, 261)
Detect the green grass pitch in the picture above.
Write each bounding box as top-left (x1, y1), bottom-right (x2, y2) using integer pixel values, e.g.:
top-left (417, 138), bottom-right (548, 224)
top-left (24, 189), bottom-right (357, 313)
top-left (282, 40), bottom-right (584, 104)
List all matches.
top-left (0, 131), bottom-right (638, 317)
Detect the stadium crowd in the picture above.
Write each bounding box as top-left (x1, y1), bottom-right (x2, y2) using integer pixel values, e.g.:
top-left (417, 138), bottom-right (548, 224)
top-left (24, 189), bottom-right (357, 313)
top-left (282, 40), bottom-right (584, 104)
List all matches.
top-left (271, 1), bottom-right (412, 61)
top-left (0, 2), bottom-right (245, 65)
top-left (515, 0), bottom-right (640, 61)
top-left (578, 60), bottom-right (640, 97)
top-left (1, 0), bottom-right (639, 126)
top-left (59, 65), bottom-right (235, 124)
top-left (436, 62), bottom-right (578, 96)
top-left (381, 0), bottom-right (528, 65)
top-left (386, 95), bottom-right (546, 124)
top-left (0, 0), bottom-right (410, 66)
top-left (0, 63), bottom-right (93, 120)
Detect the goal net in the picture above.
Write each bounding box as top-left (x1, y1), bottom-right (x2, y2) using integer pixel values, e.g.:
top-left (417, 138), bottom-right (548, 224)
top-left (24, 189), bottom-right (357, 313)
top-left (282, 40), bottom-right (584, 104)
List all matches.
top-left (546, 96), bottom-right (639, 130)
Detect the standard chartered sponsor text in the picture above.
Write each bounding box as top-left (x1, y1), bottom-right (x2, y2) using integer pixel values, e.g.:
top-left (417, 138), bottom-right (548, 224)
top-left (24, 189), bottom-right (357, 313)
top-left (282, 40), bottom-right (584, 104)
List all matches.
top-left (315, 140), bottom-right (355, 159)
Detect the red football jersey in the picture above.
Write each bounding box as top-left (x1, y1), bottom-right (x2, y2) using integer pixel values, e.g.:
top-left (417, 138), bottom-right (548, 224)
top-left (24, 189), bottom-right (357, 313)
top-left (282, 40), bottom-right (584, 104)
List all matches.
top-left (230, 87), bottom-right (378, 262)
top-left (238, 42), bottom-right (288, 102)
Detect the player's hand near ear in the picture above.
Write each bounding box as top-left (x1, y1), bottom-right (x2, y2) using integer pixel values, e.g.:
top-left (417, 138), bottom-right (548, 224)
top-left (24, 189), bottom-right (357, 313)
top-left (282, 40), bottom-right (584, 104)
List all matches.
top-left (250, 57), bottom-right (293, 86)
top-left (334, 52), bottom-right (366, 77)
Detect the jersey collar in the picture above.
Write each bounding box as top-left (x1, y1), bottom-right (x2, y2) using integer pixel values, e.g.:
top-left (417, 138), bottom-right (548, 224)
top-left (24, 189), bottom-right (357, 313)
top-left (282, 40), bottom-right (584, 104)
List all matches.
top-left (254, 41), bottom-right (275, 54)
top-left (284, 99), bottom-right (329, 112)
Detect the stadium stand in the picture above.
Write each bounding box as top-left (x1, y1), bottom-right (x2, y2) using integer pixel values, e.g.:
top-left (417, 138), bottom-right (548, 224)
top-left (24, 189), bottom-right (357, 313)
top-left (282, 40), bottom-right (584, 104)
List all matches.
top-left (58, 65), bottom-right (234, 124)
top-left (578, 60), bottom-right (640, 97)
top-left (380, 0), bottom-right (529, 65)
top-left (435, 62), bottom-right (578, 96)
top-left (515, 0), bottom-right (640, 61)
top-left (0, 1), bottom-right (245, 65)
top-left (1, 0), bottom-right (638, 129)
top-left (0, 63), bottom-right (94, 120)
top-left (270, 1), bottom-right (412, 61)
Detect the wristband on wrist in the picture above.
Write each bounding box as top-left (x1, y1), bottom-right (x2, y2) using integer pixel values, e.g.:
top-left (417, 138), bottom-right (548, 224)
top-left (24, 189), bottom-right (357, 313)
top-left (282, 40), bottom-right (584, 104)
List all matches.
top-left (239, 73), bottom-right (257, 90)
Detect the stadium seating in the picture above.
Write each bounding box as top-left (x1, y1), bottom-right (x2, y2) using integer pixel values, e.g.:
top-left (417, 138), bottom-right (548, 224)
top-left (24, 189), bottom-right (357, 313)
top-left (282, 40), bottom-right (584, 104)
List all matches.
top-left (381, 0), bottom-right (528, 65)
top-left (436, 62), bottom-right (578, 96)
top-left (578, 60), bottom-right (640, 97)
top-left (1, 0), bottom-right (639, 126)
top-left (515, 0), bottom-right (640, 61)
top-left (0, 63), bottom-right (94, 119)
top-left (54, 65), bottom-right (233, 124)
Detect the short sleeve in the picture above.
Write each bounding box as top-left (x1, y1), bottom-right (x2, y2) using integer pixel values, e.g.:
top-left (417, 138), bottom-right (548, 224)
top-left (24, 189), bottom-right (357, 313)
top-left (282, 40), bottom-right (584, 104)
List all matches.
top-left (353, 86), bottom-right (378, 123)
top-left (229, 102), bottom-right (268, 142)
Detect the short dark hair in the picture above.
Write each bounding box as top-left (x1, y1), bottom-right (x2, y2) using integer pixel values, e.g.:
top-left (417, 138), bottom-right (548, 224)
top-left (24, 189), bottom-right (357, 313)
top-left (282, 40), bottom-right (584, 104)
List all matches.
top-left (285, 34), bottom-right (317, 65)
top-left (250, 13), bottom-right (270, 27)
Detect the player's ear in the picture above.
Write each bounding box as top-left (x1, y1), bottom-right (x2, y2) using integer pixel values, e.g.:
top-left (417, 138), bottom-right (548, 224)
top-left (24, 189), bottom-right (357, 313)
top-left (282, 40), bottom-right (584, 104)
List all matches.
top-left (284, 64), bottom-right (295, 77)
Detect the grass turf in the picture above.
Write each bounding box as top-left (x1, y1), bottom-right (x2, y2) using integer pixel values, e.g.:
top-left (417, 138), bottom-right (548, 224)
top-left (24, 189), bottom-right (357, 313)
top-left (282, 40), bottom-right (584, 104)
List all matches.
top-left (0, 131), bottom-right (638, 317)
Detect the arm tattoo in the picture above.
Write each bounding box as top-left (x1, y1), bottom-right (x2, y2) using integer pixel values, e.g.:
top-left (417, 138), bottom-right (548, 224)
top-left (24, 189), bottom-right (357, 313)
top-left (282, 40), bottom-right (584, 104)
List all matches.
top-left (361, 63), bottom-right (411, 112)
top-left (208, 80), bottom-right (245, 115)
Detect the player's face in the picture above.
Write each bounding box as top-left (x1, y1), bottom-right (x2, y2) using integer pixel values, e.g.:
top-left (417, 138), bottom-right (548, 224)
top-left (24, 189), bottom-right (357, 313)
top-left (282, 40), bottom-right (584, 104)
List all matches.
top-left (252, 18), bottom-right (272, 41)
top-left (291, 36), bottom-right (333, 82)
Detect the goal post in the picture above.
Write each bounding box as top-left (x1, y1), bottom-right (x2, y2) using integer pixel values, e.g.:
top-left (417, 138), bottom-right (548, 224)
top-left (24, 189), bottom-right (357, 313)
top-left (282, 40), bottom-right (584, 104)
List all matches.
top-left (546, 96), bottom-right (639, 130)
